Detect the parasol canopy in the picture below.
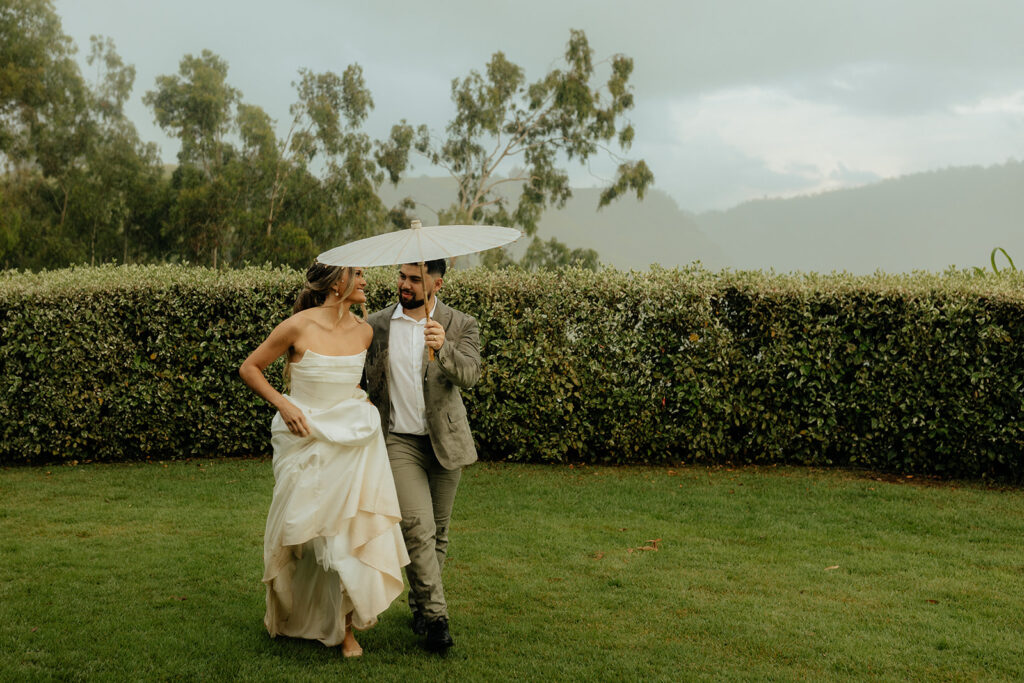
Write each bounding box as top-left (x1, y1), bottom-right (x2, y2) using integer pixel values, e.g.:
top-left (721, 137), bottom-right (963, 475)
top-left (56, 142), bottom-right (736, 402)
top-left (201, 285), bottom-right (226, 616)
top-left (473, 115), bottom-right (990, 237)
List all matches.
top-left (317, 220), bottom-right (521, 267)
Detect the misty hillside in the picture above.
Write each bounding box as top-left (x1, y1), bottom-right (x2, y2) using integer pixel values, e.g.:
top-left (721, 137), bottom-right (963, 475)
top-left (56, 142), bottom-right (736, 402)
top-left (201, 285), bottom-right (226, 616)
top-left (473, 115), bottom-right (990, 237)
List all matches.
top-left (378, 177), bottom-right (726, 270)
top-left (696, 161), bottom-right (1024, 273)
top-left (381, 162), bottom-right (1024, 274)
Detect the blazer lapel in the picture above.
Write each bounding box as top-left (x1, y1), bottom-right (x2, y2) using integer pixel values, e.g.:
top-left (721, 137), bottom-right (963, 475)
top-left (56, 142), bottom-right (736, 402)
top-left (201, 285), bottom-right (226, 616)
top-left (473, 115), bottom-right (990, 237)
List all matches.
top-left (375, 304), bottom-right (398, 388)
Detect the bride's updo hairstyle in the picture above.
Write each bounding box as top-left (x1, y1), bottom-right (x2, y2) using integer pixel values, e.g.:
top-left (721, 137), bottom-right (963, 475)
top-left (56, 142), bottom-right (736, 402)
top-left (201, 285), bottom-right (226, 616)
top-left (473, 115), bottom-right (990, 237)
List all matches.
top-left (292, 261), bottom-right (359, 316)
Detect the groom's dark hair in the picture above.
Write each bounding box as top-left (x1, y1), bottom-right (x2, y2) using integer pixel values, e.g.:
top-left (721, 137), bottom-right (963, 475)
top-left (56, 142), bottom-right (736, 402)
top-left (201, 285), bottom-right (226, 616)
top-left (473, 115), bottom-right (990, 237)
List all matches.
top-left (406, 259), bottom-right (447, 277)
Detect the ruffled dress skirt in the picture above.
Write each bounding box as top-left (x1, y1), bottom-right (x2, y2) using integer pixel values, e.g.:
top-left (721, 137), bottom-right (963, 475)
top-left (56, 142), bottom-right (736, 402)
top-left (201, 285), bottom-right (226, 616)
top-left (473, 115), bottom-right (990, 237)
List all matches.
top-left (262, 350), bottom-right (409, 646)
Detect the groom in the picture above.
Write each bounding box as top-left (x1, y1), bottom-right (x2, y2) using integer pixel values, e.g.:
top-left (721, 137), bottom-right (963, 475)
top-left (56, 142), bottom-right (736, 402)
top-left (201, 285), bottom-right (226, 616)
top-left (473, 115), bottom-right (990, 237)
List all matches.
top-left (364, 258), bottom-right (481, 652)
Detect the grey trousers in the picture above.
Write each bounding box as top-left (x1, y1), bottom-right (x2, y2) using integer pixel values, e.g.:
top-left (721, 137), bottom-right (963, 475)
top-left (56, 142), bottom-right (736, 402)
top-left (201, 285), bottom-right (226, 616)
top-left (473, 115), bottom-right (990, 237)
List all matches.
top-left (385, 432), bottom-right (462, 621)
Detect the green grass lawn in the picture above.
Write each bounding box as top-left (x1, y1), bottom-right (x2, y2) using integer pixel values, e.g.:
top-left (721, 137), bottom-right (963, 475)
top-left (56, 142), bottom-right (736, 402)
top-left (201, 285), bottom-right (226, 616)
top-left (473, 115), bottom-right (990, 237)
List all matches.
top-left (1, 459), bottom-right (1022, 681)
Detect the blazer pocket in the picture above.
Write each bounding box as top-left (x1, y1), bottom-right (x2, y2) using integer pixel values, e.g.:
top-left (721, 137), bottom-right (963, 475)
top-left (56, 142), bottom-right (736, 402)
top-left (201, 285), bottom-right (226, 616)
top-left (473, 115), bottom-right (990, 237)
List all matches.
top-left (446, 407), bottom-right (467, 431)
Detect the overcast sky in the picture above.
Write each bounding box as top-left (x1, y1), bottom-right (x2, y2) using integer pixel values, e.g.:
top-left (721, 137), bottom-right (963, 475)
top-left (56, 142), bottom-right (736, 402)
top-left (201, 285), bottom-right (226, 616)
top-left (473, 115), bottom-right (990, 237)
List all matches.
top-left (53, 0), bottom-right (1024, 212)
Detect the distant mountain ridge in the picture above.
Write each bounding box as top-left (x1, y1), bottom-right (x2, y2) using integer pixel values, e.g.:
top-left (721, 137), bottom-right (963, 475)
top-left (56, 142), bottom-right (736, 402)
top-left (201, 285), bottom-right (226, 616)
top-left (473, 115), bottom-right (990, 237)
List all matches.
top-left (697, 161), bottom-right (1024, 273)
top-left (381, 161), bottom-right (1024, 273)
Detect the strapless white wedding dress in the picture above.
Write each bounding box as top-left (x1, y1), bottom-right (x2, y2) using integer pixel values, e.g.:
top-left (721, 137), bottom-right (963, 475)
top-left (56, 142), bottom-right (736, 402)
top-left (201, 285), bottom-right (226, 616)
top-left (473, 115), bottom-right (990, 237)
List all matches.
top-left (262, 349), bottom-right (409, 645)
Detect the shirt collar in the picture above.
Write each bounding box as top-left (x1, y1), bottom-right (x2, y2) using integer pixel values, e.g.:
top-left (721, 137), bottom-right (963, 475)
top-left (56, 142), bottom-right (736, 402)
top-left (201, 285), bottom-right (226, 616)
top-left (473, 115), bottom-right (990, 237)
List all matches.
top-left (393, 298), bottom-right (438, 322)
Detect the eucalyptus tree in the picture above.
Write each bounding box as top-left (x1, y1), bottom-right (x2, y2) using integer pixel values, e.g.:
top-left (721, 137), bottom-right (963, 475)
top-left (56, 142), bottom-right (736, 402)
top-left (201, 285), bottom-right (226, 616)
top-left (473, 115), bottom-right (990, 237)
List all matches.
top-left (144, 50), bottom-right (241, 267)
top-left (0, 0), bottom-right (88, 266)
top-left (145, 50), bottom-right (317, 266)
top-left (72, 36), bottom-right (165, 266)
top-left (0, 0), bottom-right (81, 167)
top-left (411, 29), bottom-right (654, 264)
top-left (146, 53), bottom-right (414, 267)
top-left (1, 1), bottom-right (164, 269)
top-left (264, 65), bottom-right (414, 251)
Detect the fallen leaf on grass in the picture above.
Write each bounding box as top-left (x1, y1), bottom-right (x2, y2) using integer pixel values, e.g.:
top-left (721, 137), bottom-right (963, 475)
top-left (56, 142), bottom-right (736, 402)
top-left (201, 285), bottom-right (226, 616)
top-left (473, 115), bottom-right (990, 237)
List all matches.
top-left (592, 552), bottom-right (605, 560)
top-left (824, 565), bottom-right (839, 571)
top-left (171, 596), bottom-right (187, 601)
top-left (30, 627), bottom-right (37, 632)
top-left (926, 599), bottom-right (939, 604)
top-left (627, 538), bottom-right (662, 553)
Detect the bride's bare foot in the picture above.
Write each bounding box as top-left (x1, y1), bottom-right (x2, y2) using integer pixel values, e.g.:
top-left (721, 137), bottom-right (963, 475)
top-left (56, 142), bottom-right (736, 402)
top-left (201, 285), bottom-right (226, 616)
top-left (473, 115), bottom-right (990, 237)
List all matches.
top-left (342, 620), bottom-right (362, 658)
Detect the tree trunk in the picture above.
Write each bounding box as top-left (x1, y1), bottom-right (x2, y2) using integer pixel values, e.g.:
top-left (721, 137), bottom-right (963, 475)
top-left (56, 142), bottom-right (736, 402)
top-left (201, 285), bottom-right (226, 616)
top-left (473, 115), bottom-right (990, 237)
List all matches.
top-left (59, 187), bottom-right (70, 227)
top-left (267, 168), bottom-right (282, 237)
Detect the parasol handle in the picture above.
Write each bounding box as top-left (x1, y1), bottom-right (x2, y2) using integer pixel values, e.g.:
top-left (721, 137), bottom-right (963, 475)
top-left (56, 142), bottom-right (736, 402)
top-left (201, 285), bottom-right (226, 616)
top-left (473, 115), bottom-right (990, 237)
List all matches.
top-left (419, 260), bottom-right (435, 362)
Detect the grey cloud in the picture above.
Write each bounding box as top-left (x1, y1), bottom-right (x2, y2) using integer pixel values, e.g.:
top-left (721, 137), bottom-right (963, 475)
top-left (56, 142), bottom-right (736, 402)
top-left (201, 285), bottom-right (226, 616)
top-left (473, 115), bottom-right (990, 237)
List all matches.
top-left (64, 0), bottom-right (1024, 97)
top-left (564, 0), bottom-right (1024, 98)
top-left (57, 0), bottom-right (1024, 116)
top-left (647, 137), bottom-right (822, 211)
top-left (829, 163), bottom-right (881, 186)
top-left (781, 63), bottom-right (1020, 117)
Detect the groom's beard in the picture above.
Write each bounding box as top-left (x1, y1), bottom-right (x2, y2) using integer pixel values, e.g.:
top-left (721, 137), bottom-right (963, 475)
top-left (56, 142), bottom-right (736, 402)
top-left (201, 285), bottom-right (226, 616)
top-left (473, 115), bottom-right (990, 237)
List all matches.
top-left (399, 289), bottom-right (426, 310)
top-left (401, 297), bottom-right (424, 309)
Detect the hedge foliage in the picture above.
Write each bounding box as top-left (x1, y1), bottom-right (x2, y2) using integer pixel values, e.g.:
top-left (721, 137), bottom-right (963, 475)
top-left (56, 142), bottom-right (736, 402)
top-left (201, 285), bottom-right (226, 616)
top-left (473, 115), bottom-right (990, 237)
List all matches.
top-left (2, 264), bottom-right (1022, 480)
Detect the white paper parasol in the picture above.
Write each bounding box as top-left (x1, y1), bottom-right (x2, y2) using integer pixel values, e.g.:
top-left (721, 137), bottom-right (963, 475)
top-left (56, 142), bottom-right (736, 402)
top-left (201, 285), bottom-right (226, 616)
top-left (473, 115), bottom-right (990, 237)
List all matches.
top-left (317, 220), bottom-right (521, 267)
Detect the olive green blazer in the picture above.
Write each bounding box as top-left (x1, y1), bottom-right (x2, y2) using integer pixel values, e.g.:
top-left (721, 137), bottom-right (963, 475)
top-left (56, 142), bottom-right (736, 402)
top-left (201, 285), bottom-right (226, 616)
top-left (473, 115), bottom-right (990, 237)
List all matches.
top-left (364, 300), bottom-right (481, 470)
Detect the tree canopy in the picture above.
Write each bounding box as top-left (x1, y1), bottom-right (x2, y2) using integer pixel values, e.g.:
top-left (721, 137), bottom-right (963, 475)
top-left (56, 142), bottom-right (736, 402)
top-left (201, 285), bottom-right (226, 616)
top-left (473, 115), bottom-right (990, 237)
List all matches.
top-left (1, 5), bottom-right (651, 271)
top-left (413, 29), bottom-right (654, 266)
top-left (1, 0), bottom-right (164, 269)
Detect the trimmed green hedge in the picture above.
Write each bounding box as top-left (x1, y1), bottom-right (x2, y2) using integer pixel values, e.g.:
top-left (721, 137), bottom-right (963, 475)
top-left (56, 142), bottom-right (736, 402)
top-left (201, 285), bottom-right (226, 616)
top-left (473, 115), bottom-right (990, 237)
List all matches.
top-left (2, 264), bottom-right (1022, 480)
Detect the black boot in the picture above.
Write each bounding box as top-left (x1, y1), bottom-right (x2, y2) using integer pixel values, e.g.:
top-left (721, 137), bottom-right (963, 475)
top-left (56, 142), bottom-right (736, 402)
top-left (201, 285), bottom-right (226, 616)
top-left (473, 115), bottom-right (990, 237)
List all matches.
top-left (410, 609), bottom-right (427, 636)
top-left (425, 616), bottom-right (454, 652)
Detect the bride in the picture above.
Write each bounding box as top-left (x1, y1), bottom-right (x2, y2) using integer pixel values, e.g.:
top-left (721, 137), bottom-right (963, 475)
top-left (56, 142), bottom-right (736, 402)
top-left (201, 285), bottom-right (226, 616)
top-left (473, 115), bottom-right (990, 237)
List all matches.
top-left (239, 261), bottom-right (409, 657)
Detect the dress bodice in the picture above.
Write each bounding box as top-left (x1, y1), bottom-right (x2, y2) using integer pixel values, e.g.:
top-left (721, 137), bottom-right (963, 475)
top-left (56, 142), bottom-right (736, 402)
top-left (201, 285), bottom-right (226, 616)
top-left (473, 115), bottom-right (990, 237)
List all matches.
top-left (288, 349), bottom-right (366, 410)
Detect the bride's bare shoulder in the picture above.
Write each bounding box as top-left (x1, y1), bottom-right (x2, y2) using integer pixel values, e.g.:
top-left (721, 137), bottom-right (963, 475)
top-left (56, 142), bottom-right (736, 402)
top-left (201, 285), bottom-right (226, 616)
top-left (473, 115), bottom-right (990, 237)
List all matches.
top-left (270, 308), bottom-right (320, 340)
top-left (280, 308), bottom-right (311, 326)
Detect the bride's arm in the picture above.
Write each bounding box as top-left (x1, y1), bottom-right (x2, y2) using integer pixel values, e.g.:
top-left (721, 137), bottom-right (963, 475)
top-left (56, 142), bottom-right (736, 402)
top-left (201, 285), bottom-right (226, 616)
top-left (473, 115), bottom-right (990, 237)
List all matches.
top-left (239, 317), bottom-right (311, 437)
